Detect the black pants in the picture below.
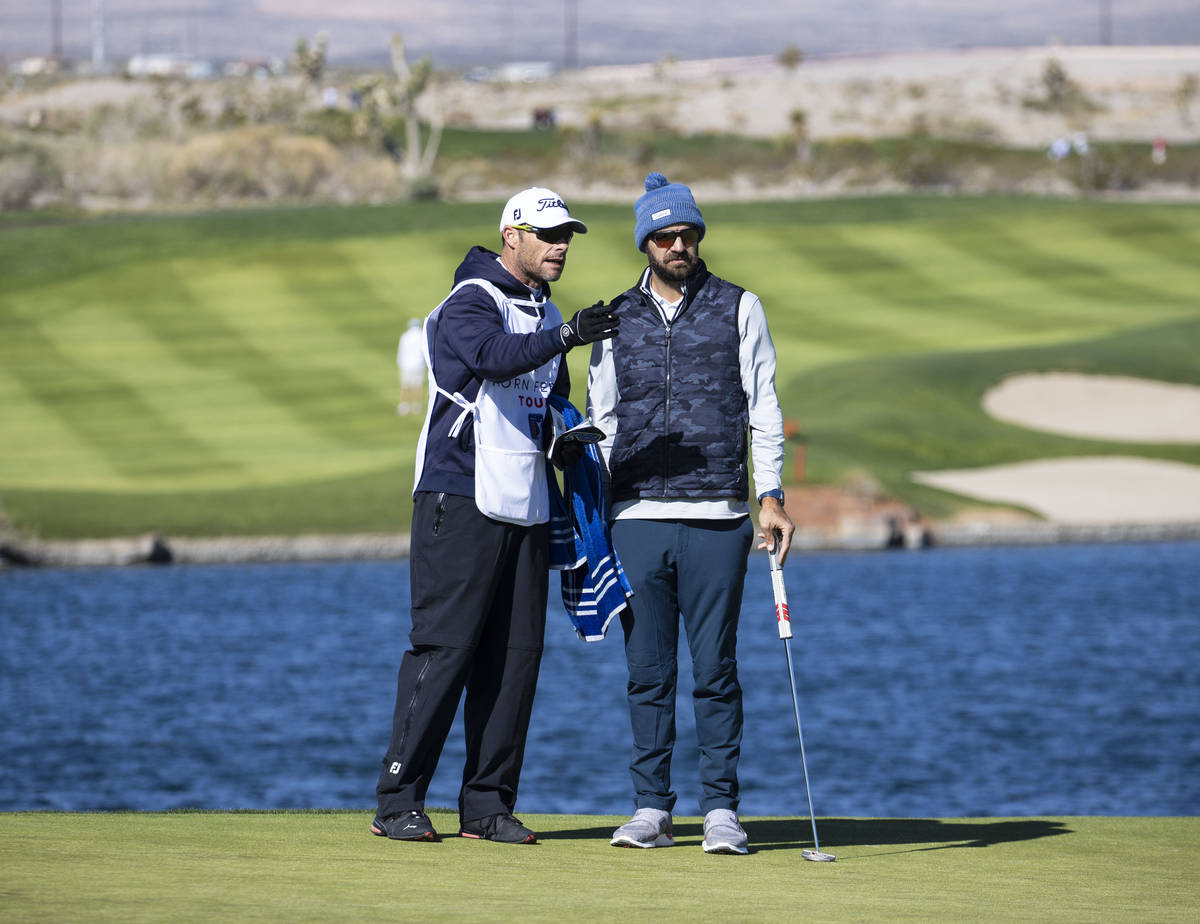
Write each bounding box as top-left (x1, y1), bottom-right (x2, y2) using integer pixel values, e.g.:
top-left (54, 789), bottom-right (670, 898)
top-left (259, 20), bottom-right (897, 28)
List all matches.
top-left (376, 491), bottom-right (548, 825)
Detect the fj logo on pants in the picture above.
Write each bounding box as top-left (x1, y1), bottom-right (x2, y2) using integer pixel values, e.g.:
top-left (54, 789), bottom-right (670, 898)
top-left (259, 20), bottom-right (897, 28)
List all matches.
top-left (389, 762), bottom-right (401, 774)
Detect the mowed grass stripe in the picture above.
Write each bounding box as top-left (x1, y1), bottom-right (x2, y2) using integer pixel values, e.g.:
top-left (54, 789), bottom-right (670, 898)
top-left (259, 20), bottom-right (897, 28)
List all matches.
top-left (326, 234), bottom-right (468, 336)
top-left (264, 243), bottom-right (414, 358)
top-left (1090, 207), bottom-right (1200, 271)
top-left (710, 230), bottom-right (938, 354)
top-left (782, 225), bottom-right (1034, 345)
top-left (0, 364), bottom-right (136, 488)
top-left (5, 299), bottom-right (254, 491)
top-left (136, 259), bottom-right (394, 449)
top-left (1, 302), bottom-right (235, 482)
top-left (1001, 208), bottom-right (1200, 301)
top-left (46, 276), bottom-right (398, 491)
top-left (930, 213), bottom-right (1180, 316)
top-left (176, 254), bottom-right (396, 401)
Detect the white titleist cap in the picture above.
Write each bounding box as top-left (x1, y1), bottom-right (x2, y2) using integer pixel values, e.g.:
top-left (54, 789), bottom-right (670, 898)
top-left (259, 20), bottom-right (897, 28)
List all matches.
top-left (499, 187), bottom-right (588, 234)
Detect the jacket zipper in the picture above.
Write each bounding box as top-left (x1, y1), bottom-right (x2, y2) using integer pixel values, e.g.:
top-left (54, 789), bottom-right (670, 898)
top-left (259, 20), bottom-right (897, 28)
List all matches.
top-left (396, 652), bottom-right (435, 763)
top-left (663, 324), bottom-right (672, 494)
top-left (432, 492), bottom-right (447, 535)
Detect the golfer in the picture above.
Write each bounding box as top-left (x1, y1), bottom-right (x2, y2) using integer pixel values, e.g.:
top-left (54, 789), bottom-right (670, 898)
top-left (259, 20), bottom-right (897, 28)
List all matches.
top-left (588, 172), bottom-right (794, 854)
top-left (395, 317), bottom-right (425, 415)
top-left (372, 187), bottom-right (618, 845)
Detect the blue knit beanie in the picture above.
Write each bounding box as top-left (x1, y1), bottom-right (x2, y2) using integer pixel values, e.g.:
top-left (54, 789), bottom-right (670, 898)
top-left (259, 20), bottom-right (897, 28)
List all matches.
top-left (634, 171), bottom-right (705, 252)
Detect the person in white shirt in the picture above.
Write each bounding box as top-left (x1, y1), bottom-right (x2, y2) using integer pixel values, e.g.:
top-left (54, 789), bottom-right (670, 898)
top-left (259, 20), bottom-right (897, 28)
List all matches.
top-left (396, 318), bottom-right (426, 415)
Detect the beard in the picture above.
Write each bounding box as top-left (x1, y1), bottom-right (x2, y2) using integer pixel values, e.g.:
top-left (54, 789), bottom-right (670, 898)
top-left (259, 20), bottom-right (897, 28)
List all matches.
top-left (648, 246), bottom-right (697, 286)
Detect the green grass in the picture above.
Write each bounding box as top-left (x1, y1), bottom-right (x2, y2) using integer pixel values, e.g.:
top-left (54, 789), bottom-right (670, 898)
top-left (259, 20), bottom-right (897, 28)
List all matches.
top-left (1, 811), bottom-right (1196, 922)
top-left (2, 195), bottom-right (1199, 537)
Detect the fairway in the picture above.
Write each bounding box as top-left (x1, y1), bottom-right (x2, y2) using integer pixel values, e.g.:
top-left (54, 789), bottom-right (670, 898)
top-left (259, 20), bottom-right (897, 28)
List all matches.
top-left (2, 197), bottom-right (1198, 536)
top-left (1, 811), bottom-right (1196, 922)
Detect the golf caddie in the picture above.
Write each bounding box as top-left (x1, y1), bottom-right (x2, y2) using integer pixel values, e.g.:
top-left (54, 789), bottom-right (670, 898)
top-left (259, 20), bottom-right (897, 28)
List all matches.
top-left (372, 187), bottom-right (618, 845)
top-left (588, 172), bottom-right (795, 854)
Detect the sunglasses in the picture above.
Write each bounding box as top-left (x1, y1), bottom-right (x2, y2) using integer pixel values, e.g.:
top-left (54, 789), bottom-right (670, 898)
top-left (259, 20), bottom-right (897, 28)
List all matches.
top-left (649, 228), bottom-right (700, 249)
top-left (513, 224), bottom-right (574, 245)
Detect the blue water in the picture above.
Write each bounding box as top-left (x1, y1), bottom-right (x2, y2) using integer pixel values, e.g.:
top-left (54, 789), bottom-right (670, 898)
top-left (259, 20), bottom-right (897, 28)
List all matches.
top-left (1, 541), bottom-right (1197, 817)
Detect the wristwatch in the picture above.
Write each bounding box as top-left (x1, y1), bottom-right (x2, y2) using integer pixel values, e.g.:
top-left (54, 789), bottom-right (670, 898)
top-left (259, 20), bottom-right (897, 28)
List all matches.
top-left (758, 489), bottom-right (785, 504)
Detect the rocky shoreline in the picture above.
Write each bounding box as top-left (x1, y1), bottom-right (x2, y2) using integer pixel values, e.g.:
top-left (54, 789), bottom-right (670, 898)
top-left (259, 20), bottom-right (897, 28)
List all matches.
top-left (4, 518), bottom-right (1198, 569)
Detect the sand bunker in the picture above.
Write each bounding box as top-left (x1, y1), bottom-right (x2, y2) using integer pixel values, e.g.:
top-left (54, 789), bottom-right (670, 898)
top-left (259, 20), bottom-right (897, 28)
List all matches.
top-left (914, 457), bottom-right (1200, 524)
top-left (983, 373), bottom-right (1200, 443)
top-left (914, 373), bottom-right (1200, 523)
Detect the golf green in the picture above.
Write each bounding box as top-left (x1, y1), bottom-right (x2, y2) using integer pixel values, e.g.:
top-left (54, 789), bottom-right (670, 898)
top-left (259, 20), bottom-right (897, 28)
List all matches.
top-left (1, 811), bottom-right (1196, 921)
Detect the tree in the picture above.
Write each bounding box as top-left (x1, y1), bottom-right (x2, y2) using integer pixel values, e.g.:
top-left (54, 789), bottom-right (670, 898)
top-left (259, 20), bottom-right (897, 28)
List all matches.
top-left (778, 45), bottom-right (804, 71)
top-left (390, 35), bottom-right (442, 187)
top-left (292, 33), bottom-right (328, 86)
top-left (354, 34), bottom-right (443, 197)
top-left (789, 107), bottom-right (811, 164)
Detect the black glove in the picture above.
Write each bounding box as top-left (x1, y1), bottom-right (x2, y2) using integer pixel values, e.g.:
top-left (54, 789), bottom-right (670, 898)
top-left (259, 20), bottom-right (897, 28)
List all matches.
top-left (551, 438), bottom-right (587, 470)
top-left (558, 301), bottom-right (619, 349)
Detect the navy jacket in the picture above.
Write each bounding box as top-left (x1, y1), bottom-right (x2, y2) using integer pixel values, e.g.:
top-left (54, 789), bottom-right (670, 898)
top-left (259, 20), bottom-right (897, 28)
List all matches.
top-left (414, 246), bottom-right (570, 498)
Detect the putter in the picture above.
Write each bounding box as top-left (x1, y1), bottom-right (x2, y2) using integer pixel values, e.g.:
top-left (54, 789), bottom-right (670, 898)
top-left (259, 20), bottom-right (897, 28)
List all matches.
top-left (768, 532), bottom-right (835, 862)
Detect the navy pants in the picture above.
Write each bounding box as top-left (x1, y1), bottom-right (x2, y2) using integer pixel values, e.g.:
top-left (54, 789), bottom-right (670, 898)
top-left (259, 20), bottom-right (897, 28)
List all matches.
top-left (611, 516), bottom-right (754, 814)
top-left (376, 491), bottom-right (548, 825)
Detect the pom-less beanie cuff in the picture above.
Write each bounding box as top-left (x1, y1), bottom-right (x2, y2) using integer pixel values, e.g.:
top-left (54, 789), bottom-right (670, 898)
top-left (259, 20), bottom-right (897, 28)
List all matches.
top-left (634, 171), bottom-right (706, 251)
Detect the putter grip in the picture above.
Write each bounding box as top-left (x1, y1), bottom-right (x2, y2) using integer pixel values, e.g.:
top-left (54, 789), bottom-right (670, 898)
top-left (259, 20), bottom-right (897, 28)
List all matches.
top-left (769, 553), bottom-right (793, 640)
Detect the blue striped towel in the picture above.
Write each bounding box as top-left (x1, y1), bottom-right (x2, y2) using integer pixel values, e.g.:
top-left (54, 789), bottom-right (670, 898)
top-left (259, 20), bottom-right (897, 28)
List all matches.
top-left (547, 395), bottom-right (633, 641)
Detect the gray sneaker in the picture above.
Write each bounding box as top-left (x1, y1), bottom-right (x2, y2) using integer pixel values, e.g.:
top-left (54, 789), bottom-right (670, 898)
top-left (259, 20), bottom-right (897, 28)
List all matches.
top-left (610, 807), bottom-right (674, 848)
top-left (702, 808), bottom-right (748, 855)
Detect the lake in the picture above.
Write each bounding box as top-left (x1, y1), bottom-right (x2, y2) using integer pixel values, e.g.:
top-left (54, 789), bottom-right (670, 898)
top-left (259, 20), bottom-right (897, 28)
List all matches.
top-left (1, 540), bottom-right (1197, 818)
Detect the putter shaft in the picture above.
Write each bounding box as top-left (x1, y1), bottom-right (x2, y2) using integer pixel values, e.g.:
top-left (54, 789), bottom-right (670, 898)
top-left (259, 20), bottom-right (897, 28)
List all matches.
top-left (769, 540), bottom-right (835, 861)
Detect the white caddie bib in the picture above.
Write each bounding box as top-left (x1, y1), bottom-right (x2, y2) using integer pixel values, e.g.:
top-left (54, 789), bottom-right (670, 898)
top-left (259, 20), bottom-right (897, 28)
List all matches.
top-left (414, 278), bottom-right (562, 526)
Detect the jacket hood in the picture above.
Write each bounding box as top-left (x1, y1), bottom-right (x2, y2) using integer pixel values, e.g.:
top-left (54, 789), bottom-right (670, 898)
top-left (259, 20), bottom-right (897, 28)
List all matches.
top-left (453, 246), bottom-right (551, 300)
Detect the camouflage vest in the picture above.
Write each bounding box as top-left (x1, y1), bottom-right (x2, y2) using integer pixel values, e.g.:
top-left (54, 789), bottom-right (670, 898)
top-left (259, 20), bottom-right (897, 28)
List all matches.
top-left (608, 264), bottom-right (749, 502)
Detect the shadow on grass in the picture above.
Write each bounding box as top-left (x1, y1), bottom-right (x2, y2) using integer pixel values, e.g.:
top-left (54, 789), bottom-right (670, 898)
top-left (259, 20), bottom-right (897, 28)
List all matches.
top-left (540, 817), bottom-right (1072, 854)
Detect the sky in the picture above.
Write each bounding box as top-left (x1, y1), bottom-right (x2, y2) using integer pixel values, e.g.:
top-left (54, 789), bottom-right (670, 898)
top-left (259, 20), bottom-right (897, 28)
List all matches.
top-left (4, 1), bottom-right (1199, 69)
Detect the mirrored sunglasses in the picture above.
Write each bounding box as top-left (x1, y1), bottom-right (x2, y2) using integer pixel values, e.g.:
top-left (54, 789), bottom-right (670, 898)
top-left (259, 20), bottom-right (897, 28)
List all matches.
top-left (649, 228), bottom-right (700, 249)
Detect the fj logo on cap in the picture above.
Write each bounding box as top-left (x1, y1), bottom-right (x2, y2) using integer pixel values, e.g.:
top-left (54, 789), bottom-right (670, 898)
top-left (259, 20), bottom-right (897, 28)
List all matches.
top-left (651, 208), bottom-right (672, 220)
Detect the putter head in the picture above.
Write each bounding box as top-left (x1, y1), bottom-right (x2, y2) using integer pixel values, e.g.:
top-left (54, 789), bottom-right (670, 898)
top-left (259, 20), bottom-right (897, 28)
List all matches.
top-left (802, 848), bottom-right (836, 862)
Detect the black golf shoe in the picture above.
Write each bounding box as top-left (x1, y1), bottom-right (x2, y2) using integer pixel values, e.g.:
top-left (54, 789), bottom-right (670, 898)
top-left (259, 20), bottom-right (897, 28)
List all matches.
top-left (371, 810), bottom-right (438, 841)
top-left (459, 813), bottom-right (537, 844)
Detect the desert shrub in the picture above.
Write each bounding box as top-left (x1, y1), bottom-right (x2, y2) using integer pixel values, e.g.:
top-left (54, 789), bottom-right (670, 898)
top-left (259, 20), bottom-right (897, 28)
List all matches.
top-left (66, 139), bottom-right (172, 205)
top-left (1024, 58), bottom-right (1103, 115)
top-left (300, 107), bottom-right (361, 146)
top-left (808, 136), bottom-right (883, 182)
top-left (319, 149), bottom-right (400, 203)
top-left (1065, 147), bottom-right (1143, 191)
top-left (0, 140), bottom-right (63, 209)
top-left (263, 133), bottom-right (342, 197)
top-left (1059, 142), bottom-right (1200, 192)
top-left (166, 127), bottom-right (339, 201)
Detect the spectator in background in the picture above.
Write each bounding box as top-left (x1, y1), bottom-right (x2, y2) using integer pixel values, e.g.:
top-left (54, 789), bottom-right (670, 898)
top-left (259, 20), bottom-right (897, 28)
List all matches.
top-left (396, 317), bottom-right (425, 415)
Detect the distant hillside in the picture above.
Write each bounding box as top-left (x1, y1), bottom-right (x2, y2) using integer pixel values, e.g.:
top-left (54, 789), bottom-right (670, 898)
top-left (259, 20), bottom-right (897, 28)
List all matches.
top-left (2, 46), bottom-right (1197, 212)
